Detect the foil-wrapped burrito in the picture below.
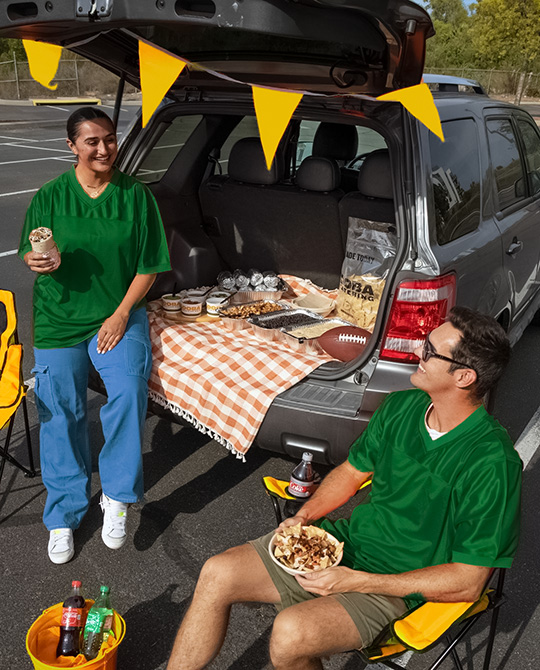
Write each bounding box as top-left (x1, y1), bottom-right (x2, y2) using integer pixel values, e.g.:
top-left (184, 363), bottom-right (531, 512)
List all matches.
top-left (29, 227), bottom-right (56, 254)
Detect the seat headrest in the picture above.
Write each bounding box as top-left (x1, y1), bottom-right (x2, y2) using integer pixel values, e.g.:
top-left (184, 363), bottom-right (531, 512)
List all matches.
top-left (357, 150), bottom-right (393, 200)
top-left (295, 157), bottom-right (341, 192)
top-left (228, 137), bottom-right (284, 185)
top-left (312, 122), bottom-right (358, 162)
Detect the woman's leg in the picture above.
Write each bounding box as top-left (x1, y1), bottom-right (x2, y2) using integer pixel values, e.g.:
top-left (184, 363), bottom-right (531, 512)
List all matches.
top-left (32, 344), bottom-right (91, 530)
top-left (88, 308), bottom-right (152, 503)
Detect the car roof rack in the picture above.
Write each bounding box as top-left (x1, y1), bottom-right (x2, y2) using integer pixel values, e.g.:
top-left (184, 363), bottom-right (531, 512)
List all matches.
top-left (422, 74), bottom-right (486, 95)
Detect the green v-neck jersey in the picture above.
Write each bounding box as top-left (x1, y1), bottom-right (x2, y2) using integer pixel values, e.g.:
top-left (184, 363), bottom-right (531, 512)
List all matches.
top-left (19, 167), bottom-right (171, 349)
top-left (320, 389), bottom-right (522, 608)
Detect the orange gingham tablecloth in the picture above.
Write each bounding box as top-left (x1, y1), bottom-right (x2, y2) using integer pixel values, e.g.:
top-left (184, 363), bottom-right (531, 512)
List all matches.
top-left (147, 276), bottom-right (338, 459)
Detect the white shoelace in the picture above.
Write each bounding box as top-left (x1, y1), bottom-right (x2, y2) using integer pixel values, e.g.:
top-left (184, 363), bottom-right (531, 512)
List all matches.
top-left (50, 530), bottom-right (72, 553)
top-left (100, 496), bottom-right (127, 538)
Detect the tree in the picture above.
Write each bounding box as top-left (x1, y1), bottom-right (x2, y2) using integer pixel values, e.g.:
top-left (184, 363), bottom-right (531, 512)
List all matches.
top-left (424, 0), bottom-right (475, 69)
top-left (469, 0), bottom-right (540, 70)
top-left (0, 38), bottom-right (25, 62)
top-left (427, 0), bottom-right (469, 25)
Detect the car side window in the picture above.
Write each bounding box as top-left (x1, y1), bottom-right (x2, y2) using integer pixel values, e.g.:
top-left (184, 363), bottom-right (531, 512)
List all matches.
top-left (219, 116), bottom-right (260, 174)
top-left (295, 120), bottom-right (387, 170)
top-left (486, 118), bottom-right (526, 211)
top-left (429, 118), bottom-right (481, 245)
top-left (134, 115), bottom-right (203, 183)
top-left (516, 118), bottom-right (540, 196)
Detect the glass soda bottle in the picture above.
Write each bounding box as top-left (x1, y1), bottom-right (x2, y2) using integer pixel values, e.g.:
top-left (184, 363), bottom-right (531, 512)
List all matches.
top-left (56, 580), bottom-right (85, 657)
top-left (82, 585), bottom-right (113, 661)
top-left (288, 452), bottom-right (315, 498)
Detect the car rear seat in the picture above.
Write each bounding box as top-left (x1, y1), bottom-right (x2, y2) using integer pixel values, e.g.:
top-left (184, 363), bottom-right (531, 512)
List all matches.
top-left (312, 122), bottom-right (359, 192)
top-left (339, 149), bottom-right (395, 246)
top-left (199, 137), bottom-right (345, 288)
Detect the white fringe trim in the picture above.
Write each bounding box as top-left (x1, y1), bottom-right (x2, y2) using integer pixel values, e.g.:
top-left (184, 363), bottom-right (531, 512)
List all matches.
top-left (148, 390), bottom-right (246, 462)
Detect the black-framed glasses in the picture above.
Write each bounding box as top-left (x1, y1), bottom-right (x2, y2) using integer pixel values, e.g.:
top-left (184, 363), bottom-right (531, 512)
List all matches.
top-left (421, 335), bottom-right (475, 372)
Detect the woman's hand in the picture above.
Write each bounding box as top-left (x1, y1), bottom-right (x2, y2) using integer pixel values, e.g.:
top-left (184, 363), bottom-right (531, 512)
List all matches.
top-left (97, 312), bottom-right (129, 354)
top-left (24, 250), bottom-right (61, 274)
top-left (295, 566), bottom-right (366, 596)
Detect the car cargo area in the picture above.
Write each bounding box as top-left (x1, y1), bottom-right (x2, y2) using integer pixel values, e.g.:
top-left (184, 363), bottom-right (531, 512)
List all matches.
top-left (115, 100), bottom-right (406, 463)
top-left (137, 102), bottom-right (401, 325)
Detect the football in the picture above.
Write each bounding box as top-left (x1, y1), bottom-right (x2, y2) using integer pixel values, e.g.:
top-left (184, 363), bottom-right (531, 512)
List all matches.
top-left (318, 326), bottom-right (371, 361)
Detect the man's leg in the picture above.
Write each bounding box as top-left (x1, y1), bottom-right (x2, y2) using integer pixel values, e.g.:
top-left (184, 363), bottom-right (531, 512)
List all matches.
top-left (167, 544), bottom-right (281, 670)
top-left (269, 597), bottom-right (363, 670)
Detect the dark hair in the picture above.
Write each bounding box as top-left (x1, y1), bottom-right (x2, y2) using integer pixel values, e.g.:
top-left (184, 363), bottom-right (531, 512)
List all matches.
top-left (447, 306), bottom-right (510, 400)
top-left (66, 107), bottom-right (115, 143)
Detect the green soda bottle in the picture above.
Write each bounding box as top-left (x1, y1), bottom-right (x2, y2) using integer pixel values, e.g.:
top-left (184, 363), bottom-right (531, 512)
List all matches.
top-left (82, 586), bottom-right (113, 661)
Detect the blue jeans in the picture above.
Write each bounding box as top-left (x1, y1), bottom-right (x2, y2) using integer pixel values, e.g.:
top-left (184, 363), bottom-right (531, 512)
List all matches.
top-left (32, 308), bottom-right (152, 530)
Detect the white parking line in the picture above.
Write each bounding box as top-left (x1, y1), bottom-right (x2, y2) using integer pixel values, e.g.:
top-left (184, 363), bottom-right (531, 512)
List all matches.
top-left (0, 119), bottom-right (67, 126)
top-left (101, 104), bottom-right (128, 112)
top-left (0, 249), bottom-right (17, 257)
top-left (45, 105), bottom-right (70, 112)
top-left (2, 142), bottom-right (71, 153)
top-left (515, 405), bottom-right (540, 467)
top-left (0, 134), bottom-right (38, 142)
top-left (0, 156), bottom-right (68, 166)
top-left (0, 188), bottom-right (39, 198)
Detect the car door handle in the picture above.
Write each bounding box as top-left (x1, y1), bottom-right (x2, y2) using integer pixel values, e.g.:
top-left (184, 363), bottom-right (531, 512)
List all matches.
top-left (506, 239), bottom-right (523, 256)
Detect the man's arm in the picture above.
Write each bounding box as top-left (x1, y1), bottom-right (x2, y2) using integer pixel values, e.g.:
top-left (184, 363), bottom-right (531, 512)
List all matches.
top-left (279, 460), bottom-right (372, 529)
top-left (297, 561), bottom-right (491, 603)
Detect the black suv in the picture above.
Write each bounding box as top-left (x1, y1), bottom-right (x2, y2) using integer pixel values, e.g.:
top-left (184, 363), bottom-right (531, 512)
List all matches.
top-left (2, 1), bottom-right (539, 464)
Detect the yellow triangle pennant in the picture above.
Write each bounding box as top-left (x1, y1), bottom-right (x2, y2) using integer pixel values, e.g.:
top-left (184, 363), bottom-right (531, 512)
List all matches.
top-left (377, 83), bottom-right (444, 142)
top-left (23, 40), bottom-right (62, 91)
top-left (252, 86), bottom-right (303, 169)
top-left (139, 41), bottom-right (187, 127)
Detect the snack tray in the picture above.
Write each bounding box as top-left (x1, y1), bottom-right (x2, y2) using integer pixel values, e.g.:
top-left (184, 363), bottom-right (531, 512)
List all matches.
top-left (227, 278), bottom-right (288, 304)
top-left (229, 289), bottom-right (284, 304)
top-left (248, 309), bottom-right (324, 343)
top-left (218, 300), bottom-right (290, 331)
top-left (281, 317), bottom-right (354, 354)
top-left (249, 308), bottom-right (323, 329)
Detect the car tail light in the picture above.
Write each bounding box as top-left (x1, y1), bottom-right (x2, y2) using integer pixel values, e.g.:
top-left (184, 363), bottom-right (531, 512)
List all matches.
top-left (380, 274), bottom-right (456, 363)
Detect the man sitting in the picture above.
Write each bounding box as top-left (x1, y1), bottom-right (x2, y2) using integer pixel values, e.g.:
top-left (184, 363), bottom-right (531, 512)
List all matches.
top-left (166, 306), bottom-right (522, 670)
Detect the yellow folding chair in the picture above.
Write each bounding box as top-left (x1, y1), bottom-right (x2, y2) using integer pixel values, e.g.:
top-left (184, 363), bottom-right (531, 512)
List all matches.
top-left (361, 568), bottom-right (506, 670)
top-left (262, 476), bottom-right (506, 670)
top-left (0, 289), bottom-right (36, 485)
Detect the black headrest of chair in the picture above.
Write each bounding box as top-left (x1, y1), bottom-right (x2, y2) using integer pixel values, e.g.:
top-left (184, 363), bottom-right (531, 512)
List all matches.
top-left (228, 137), bottom-right (284, 185)
top-left (295, 157), bottom-right (341, 192)
top-left (312, 122), bottom-right (358, 162)
top-left (357, 150), bottom-right (393, 200)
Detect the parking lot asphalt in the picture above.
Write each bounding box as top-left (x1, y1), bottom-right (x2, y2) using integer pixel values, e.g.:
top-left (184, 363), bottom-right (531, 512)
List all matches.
top-left (0, 103), bottom-right (539, 670)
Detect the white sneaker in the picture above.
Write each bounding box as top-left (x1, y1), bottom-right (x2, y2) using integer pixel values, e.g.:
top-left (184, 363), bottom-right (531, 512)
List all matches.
top-left (48, 528), bottom-right (74, 564)
top-left (100, 493), bottom-right (128, 549)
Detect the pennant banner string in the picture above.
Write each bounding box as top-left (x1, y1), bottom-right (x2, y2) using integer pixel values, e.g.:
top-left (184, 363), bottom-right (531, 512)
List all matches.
top-left (22, 39), bottom-right (62, 90)
top-left (25, 33), bottom-right (444, 149)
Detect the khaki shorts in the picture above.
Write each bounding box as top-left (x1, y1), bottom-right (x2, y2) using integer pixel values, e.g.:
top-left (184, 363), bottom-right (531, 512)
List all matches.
top-left (249, 531), bottom-right (408, 648)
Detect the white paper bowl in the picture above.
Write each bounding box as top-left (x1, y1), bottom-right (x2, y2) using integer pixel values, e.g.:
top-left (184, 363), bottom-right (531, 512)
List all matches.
top-left (268, 527), bottom-right (343, 576)
top-left (291, 294), bottom-right (336, 317)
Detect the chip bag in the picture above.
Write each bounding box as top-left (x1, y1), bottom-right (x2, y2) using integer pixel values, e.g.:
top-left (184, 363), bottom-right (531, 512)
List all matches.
top-left (336, 217), bottom-right (397, 331)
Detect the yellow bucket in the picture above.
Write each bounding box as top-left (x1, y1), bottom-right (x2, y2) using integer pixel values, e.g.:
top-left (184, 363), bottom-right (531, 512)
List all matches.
top-left (26, 601), bottom-right (126, 670)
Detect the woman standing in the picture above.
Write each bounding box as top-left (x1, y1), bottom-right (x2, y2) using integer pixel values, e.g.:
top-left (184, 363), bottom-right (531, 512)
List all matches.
top-left (19, 107), bottom-right (171, 564)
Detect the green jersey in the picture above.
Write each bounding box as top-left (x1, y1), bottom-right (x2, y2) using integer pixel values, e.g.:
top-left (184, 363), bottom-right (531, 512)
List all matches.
top-left (320, 389), bottom-right (522, 608)
top-left (19, 167), bottom-right (171, 348)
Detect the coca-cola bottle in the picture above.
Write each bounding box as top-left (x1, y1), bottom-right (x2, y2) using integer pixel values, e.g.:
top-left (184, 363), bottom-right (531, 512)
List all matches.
top-left (57, 580), bottom-right (85, 658)
top-left (288, 452), bottom-right (315, 498)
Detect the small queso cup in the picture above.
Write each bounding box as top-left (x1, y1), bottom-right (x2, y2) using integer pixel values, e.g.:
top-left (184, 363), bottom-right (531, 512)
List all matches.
top-left (161, 294), bottom-right (182, 312)
top-left (206, 294), bottom-right (229, 317)
top-left (181, 296), bottom-right (204, 316)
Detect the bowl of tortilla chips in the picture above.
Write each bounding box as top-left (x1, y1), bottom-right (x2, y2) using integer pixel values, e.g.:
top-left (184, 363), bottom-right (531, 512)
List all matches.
top-left (268, 523), bottom-right (344, 576)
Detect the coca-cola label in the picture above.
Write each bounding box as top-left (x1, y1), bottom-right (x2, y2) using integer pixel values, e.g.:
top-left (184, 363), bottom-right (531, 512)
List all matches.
top-left (61, 607), bottom-right (83, 628)
top-left (289, 476), bottom-right (313, 498)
